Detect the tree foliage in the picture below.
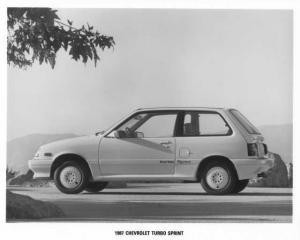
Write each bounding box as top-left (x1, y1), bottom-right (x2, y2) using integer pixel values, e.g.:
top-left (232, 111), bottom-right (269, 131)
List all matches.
top-left (7, 8), bottom-right (115, 69)
top-left (6, 167), bottom-right (18, 181)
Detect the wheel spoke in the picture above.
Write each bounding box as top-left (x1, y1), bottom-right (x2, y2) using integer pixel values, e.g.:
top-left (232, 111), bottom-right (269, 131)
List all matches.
top-left (206, 167), bottom-right (229, 190)
top-left (59, 166), bottom-right (82, 189)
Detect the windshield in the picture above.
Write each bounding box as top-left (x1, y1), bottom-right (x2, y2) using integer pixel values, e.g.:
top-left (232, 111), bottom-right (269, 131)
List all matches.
top-left (229, 109), bottom-right (261, 135)
top-left (117, 113), bottom-right (148, 132)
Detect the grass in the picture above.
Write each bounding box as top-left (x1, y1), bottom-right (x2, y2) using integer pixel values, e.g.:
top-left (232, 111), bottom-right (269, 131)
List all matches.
top-left (6, 190), bottom-right (65, 221)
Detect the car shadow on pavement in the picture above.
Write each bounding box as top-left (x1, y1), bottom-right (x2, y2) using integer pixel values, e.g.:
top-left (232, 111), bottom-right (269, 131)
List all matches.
top-left (237, 192), bottom-right (292, 196)
top-left (83, 192), bottom-right (207, 195)
top-left (83, 192), bottom-right (292, 196)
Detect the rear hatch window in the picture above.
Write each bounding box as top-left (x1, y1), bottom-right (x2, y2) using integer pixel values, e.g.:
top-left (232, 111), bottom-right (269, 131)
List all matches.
top-left (229, 109), bottom-right (261, 135)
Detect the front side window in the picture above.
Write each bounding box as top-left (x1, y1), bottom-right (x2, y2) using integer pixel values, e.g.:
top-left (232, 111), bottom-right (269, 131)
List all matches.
top-left (113, 112), bottom-right (177, 138)
top-left (183, 112), bottom-right (231, 136)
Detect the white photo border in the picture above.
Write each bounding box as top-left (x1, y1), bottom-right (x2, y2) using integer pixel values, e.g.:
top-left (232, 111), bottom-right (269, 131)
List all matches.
top-left (1, 1), bottom-right (298, 240)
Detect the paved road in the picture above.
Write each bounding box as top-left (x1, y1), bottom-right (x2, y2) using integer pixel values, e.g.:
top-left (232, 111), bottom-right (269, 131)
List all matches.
top-left (8, 183), bottom-right (292, 222)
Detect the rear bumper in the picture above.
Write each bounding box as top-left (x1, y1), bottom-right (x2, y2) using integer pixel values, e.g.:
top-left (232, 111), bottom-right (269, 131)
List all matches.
top-left (28, 159), bottom-right (52, 179)
top-left (232, 157), bottom-right (274, 180)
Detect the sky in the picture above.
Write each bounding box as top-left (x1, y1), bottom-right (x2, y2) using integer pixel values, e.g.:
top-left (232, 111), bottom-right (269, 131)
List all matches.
top-left (7, 9), bottom-right (292, 140)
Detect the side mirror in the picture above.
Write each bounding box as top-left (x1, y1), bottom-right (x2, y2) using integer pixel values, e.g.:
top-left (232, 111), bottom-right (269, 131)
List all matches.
top-left (113, 130), bottom-right (119, 138)
top-left (113, 130), bottom-right (126, 138)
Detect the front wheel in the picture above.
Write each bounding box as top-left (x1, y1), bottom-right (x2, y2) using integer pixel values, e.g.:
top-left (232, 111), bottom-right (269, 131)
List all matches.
top-left (54, 161), bottom-right (88, 194)
top-left (85, 182), bottom-right (108, 193)
top-left (201, 161), bottom-right (237, 195)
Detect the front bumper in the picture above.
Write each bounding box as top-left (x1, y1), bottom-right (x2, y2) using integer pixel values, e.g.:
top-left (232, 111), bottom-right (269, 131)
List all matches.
top-left (232, 157), bottom-right (274, 180)
top-left (28, 159), bottom-right (53, 179)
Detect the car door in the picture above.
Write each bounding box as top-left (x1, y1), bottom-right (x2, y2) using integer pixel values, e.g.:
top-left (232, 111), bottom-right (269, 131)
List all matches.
top-left (98, 111), bottom-right (178, 176)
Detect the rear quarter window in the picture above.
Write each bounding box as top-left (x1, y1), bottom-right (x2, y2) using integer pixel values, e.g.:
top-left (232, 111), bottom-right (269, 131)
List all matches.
top-left (198, 113), bottom-right (230, 135)
top-left (183, 111), bottom-right (232, 136)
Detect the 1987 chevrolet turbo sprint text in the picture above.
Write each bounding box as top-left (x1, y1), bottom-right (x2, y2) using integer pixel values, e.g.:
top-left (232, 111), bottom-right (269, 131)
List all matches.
top-left (29, 107), bottom-right (274, 194)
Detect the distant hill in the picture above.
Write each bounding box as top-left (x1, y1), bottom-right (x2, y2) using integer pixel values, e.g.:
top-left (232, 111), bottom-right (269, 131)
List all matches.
top-left (7, 134), bottom-right (78, 173)
top-left (258, 124), bottom-right (292, 163)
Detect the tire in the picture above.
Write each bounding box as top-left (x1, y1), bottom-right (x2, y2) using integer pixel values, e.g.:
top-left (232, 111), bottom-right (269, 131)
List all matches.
top-left (200, 161), bottom-right (237, 195)
top-left (85, 182), bottom-right (108, 193)
top-left (54, 161), bottom-right (88, 194)
top-left (231, 179), bottom-right (249, 193)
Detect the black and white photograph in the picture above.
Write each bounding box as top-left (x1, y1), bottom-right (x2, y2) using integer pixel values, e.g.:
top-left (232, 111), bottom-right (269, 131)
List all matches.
top-left (5, 7), bottom-right (293, 223)
top-left (2, 2), bottom-right (299, 240)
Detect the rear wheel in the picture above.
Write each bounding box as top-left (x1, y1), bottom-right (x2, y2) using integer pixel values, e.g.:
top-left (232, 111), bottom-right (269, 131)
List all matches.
top-left (231, 179), bottom-right (249, 193)
top-left (201, 161), bottom-right (237, 195)
top-left (85, 182), bottom-right (108, 193)
top-left (54, 161), bottom-right (88, 194)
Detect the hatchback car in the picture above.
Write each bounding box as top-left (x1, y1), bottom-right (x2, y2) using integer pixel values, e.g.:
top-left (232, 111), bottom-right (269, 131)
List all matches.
top-left (29, 107), bottom-right (274, 194)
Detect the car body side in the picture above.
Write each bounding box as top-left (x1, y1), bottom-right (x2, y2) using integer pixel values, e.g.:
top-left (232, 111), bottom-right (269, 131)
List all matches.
top-left (29, 108), bottom-right (274, 183)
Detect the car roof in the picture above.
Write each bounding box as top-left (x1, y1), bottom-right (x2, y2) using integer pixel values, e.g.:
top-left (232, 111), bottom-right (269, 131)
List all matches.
top-left (135, 107), bottom-right (227, 111)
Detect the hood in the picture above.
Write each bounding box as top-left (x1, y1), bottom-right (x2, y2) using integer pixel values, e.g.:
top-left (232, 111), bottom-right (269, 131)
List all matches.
top-left (39, 135), bottom-right (101, 153)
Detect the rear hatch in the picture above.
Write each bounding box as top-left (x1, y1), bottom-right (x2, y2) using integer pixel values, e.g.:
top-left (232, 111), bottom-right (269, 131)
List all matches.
top-left (227, 109), bottom-right (268, 158)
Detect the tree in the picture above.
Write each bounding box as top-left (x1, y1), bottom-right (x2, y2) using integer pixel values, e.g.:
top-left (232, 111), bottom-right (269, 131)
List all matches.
top-left (6, 167), bottom-right (18, 181)
top-left (7, 8), bottom-right (115, 69)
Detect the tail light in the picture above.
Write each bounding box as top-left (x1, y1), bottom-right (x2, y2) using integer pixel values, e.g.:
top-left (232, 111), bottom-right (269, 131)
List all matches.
top-left (248, 143), bottom-right (258, 156)
top-left (263, 144), bottom-right (268, 155)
